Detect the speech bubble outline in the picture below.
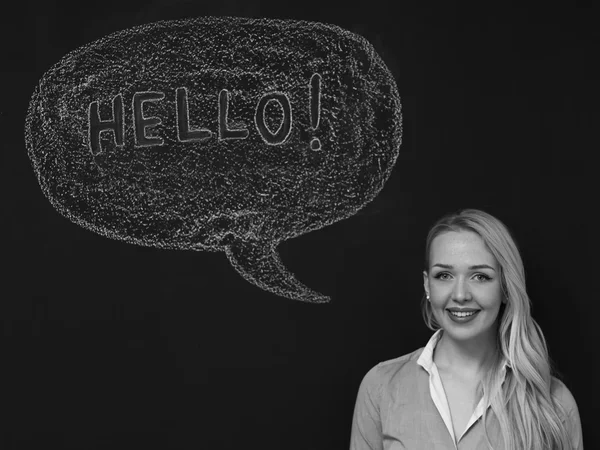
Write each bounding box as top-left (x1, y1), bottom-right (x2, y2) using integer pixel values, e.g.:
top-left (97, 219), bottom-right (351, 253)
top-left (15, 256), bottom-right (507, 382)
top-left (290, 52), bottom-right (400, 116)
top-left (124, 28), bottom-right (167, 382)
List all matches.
top-left (25, 16), bottom-right (402, 303)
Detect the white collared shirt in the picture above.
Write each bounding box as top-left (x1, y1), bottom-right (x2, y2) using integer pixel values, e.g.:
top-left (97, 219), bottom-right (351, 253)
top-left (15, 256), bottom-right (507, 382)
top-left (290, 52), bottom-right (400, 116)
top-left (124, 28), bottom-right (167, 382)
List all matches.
top-left (416, 329), bottom-right (509, 448)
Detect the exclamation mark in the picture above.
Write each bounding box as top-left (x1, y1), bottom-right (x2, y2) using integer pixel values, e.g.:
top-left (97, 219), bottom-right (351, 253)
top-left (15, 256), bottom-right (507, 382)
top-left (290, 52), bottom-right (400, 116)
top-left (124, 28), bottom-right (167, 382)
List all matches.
top-left (309, 73), bottom-right (322, 151)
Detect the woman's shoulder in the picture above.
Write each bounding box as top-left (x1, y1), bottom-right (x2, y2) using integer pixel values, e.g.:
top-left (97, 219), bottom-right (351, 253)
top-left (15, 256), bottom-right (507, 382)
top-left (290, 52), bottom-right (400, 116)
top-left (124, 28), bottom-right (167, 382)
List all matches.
top-left (360, 346), bottom-right (426, 391)
top-left (550, 376), bottom-right (582, 426)
top-left (550, 376), bottom-right (579, 413)
top-left (549, 375), bottom-right (583, 447)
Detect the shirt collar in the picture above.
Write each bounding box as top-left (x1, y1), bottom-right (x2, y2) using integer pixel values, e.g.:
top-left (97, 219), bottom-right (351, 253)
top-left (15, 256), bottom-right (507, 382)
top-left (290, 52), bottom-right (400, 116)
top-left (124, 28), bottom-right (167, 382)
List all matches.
top-left (417, 329), bottom-right (510, 377)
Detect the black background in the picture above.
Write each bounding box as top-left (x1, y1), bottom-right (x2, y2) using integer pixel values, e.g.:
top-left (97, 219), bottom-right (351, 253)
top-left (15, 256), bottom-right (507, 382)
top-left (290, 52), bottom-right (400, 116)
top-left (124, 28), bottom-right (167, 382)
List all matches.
top-left (1, 1), bottom-right (595, 449)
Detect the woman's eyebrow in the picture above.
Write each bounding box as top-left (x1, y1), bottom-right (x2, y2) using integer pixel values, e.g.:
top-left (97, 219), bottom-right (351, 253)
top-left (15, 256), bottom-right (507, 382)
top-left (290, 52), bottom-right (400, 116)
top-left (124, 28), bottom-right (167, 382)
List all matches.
top-left (432, 263), bottom-right (496, 271)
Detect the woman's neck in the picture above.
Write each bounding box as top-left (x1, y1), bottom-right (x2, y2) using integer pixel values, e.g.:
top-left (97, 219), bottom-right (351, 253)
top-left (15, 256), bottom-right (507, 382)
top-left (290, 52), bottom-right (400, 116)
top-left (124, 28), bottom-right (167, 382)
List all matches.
top-left (433, 329), bottom-right (498, 379)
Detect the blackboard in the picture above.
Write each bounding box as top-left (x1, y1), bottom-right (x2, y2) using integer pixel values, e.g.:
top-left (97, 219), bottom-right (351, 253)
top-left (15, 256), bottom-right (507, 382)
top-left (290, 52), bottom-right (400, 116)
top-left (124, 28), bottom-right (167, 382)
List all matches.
top-left (1, 1), bottom-right (594, 449)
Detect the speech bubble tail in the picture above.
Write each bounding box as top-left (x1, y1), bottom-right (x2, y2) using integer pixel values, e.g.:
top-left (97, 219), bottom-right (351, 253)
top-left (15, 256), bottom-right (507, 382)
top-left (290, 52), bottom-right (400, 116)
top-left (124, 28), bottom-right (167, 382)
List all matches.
top-left (224, 239), bottom-right (330, 304)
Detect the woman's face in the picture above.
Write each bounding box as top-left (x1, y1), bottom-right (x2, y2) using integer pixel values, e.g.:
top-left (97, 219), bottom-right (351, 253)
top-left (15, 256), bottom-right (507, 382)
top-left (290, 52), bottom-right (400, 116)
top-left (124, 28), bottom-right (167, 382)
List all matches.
top-left (423, 229), bottom-right (505, 342)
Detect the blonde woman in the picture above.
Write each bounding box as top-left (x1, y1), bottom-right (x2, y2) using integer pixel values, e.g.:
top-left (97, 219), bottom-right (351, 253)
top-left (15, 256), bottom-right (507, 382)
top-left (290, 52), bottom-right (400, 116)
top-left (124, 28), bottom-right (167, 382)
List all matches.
top-left (350, 209), bottom-right (583, 449)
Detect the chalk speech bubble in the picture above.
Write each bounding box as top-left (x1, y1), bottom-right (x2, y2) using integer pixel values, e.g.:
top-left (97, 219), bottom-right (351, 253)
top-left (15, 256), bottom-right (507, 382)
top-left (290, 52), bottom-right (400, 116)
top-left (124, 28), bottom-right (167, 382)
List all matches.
top-left (25, 16), bottom-right (402, 303)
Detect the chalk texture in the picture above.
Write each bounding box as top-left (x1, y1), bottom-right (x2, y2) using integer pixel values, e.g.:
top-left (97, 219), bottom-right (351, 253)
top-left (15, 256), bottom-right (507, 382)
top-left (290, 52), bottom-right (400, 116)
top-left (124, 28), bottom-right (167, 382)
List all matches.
top-left (25, 16), bottom-right (402, 303)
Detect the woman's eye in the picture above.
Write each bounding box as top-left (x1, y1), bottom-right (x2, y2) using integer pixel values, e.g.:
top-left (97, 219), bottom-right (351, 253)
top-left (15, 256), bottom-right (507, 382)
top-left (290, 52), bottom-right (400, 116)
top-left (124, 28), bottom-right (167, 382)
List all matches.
top-left (434, 273), bottom-right (451, 280)
top-left (474, 273), bottom-right (491, 282)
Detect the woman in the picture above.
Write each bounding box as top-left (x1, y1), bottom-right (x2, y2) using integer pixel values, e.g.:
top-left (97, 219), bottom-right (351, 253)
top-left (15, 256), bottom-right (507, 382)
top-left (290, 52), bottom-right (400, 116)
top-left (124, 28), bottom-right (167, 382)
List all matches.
top-left (350, 209), bottom-right (583, 449)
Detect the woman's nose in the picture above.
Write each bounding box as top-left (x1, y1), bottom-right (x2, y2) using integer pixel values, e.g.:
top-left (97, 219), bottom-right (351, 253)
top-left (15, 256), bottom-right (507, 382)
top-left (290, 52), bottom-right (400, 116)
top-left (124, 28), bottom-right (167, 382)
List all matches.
top-left (452, 278), bottom-right (471, 301)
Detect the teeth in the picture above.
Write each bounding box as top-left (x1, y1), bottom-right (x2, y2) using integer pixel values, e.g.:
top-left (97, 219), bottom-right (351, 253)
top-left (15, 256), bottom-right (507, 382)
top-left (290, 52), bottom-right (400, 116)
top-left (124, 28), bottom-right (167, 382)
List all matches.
top-left (450, 311), bottom-right (477, 317)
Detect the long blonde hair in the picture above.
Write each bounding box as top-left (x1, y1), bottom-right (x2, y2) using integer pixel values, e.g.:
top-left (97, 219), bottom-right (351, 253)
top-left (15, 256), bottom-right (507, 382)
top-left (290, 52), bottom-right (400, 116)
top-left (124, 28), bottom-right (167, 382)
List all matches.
top-left (421, 209), bottom-right (573, 450)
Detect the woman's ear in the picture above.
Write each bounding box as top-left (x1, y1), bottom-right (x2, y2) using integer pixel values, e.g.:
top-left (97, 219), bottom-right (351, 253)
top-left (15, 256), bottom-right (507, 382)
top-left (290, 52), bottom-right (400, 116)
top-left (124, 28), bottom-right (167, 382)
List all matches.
top-left (423, 270), bottom-right (429, 297)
